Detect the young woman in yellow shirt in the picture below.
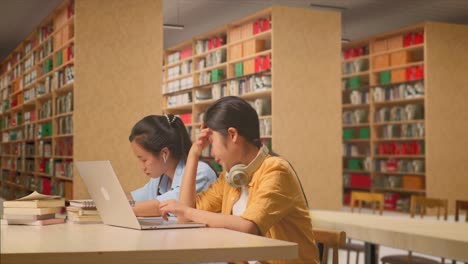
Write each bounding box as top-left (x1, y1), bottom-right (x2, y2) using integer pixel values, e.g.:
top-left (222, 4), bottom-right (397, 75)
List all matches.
top-left (160, 97), bottom-right (319, 264)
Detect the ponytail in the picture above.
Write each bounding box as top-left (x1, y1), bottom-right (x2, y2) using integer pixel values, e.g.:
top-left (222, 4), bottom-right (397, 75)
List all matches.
top-left (165, 114), bottom-right (191, 161)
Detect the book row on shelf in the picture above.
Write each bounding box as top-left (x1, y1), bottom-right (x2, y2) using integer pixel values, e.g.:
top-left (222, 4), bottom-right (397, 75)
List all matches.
top-left (1, 65), bottom-right (74, 114)
top-left (344, 80), bottom-right (425, 104)
top-left (1, 136), bottom-right (72, 158)
top-left (1, 170), bottom-right (72, 194)
top-left (344, 156), bottom-right (424, 174)
top-left (2, 158), bottom-right (72, 178)
top-left (166, 74), bottom-right (271, 108)
top-left (343, 104), bottom-right (424, 128)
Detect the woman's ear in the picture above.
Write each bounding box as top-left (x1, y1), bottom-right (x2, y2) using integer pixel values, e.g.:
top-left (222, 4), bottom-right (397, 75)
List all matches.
top-left (227, 127), bottom-right (239, 143)
top-left (160, 147), bottom-right (170, 163)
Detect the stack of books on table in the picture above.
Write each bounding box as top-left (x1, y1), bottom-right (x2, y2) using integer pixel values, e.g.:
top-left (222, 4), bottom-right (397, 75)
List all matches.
top-left (2, 191), bottom-right (65, 226)
top-left (66, 200), bottom-right (102, 224)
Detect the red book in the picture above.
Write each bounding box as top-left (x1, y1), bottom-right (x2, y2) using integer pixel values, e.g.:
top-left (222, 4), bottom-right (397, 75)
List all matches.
top-left (43, 178), bottom-right (51, 195)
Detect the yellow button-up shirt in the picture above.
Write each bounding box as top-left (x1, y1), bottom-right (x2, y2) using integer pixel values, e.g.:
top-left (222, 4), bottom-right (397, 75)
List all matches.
top-left (196, 155), bottom-right (319, 264)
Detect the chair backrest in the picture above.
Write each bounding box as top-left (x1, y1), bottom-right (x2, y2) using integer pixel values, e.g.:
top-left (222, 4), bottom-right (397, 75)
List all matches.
top-left (410, 196), bottom-right (448, 220)
top-left (313, 228), bottom-right (346, 264)
top-left (350, 191), bottom-right (384, 215)
top-left (455, 200), bottom-right (468, 222)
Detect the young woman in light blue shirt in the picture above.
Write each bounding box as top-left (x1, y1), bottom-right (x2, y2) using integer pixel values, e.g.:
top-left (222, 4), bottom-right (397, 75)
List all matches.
top-left (128, 114), bottom-right (217, 216)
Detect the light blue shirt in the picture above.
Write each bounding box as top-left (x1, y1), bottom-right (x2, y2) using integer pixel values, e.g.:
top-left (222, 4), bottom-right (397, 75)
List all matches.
top-left (131, 160), bottom-right (217, 202)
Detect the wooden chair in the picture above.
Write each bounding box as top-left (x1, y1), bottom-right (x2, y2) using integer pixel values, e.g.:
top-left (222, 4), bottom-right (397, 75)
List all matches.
top-left (341, 191), bottom-right (384, 264)
top-left (314, 228), bottom-right (346, 264)
top-left (455, 200), bottom-right (468, 222)
top-left (381, 196), bottom-right (448, 264)
top-left (350, 191), bottom-right (384, 215)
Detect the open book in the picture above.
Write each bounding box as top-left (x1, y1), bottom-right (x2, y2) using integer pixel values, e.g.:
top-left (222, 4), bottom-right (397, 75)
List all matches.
top-left (3, 191), bottom-right (65, 208)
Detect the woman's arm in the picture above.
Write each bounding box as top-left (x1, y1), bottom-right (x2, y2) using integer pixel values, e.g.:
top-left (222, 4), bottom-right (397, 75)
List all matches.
top-left (159, 200), bottom-right (259, 235)
top-left (178, 128), bottom-right (212, 208)
top-left (132, 200), bottom-right (161, 216)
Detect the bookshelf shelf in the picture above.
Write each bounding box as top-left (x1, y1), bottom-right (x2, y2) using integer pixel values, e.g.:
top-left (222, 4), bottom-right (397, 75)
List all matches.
top-left (229, 49), bottom-right (272, 65)
top-left (342, 71), bottom-right (370, 79)
top-left (55, 176), bottom-right (73, 181)
top-left (373, 187), bottom-right (425, 194)
top-left (372, 61), bottom-right (424, 74)
top-left (373, 97), bottom-right (424, 106)
top-left (54, 81), bottom-right (74, 94)
top-left (55, 112), bottom-right (73, 118)
top-left (342, 103), bottom-right (370, 109)
top-left (0, 0), bottom-right (75, 200)
top-left (193, 45), bottom-right (227, 59)
top-left (342, 55), bottom-right (369, 63)
top-left (163, 88), bottom-right (193, 97)
top-left (343, 186), bottom-right (371, 191)
top-left (35, 173), bottom-right (53, 178)
top-left (163, 56), bottom-right (193, 70)
top-left (343, 169), bottom-right (371, 174)
top-left (375, 171), bottom-right (425, 176)
top-left (194, 62), bottom-right (228, 75)
top-left (166, 72), bottom-right (194, 83)
top-left (342, 123), bottom-right (370, 128)
top-left (239, 89), bottom-right (271, 101)
top-left (194, 99), bottom-right (217, 107)
top-left (162, 6), bottom-right (341, 211)
top-left (339, 22), bottom-right (468, 213)
top-left (374, 155), bottom-right (425, 159)
top-left (55, 133), bottom-right (73, 138)
top-left (371, 43), bottom-right (424, 57)
top-left (36, 117), bottom-right (54, 124)
top-left (54, 156), bottom-right (73, 159)
top-left (373, 120), bottom-right (425, 126)
top-left (228, 30), bottom-right (272, 47)
top-left (373, 137), bottom-right (425, 142)
top-left (343, 139), bottom-right (371, 143)
top-left (343, 155), bottom-right (368, 159)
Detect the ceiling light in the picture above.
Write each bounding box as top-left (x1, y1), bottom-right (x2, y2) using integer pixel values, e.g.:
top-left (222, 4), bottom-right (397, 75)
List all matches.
top-left (341, 38), bottom-right (351, 43)
top-left (310, 3), bottom-right (347, 12)
top-left (163, 24), bottom-right (184, 30)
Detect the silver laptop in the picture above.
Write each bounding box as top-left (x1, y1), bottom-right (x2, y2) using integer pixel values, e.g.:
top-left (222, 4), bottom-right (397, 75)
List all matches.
top-left (75, 160), bottom-right (206, 230)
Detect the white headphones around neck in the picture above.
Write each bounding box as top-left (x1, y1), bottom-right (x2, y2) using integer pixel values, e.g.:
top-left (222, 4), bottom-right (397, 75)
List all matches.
top-left (225, 146), bottom-right (269, 188)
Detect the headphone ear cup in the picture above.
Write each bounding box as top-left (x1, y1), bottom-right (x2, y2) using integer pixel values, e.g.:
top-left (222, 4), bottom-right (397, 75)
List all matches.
top-left (226, 164), bottom-right (248, 188)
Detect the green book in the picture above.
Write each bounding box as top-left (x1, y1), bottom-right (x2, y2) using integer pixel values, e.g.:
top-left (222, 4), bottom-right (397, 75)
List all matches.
top-left (380, 71), bottom-right (391, 85)
top-left (57, 51), bottom-right (63, 66)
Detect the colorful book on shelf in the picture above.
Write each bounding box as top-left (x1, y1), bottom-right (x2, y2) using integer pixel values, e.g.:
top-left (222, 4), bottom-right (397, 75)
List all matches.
top-left (2, 191), bottom-right (65, 208)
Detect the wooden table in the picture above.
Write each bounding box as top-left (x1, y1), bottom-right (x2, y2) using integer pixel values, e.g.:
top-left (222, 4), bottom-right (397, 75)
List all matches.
top-left (310, 210), bottom-right (468, 263)
top-left (0, 223), bottom-right (298, 264)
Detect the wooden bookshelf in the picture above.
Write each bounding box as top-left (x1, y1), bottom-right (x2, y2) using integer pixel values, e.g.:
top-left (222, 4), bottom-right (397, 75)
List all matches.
top-left (73, 0), bottom-right (163, 199)
top-left (162, 6), bottom-right (342, 210)
top-left (0, 0), bottom-right (75, 200)
top-left (341, 22), bottom-right (468, 213)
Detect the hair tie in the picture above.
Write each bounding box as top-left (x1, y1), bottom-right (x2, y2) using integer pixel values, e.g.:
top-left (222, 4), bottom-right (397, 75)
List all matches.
top-left (164, 114), bottom-right (178, 126)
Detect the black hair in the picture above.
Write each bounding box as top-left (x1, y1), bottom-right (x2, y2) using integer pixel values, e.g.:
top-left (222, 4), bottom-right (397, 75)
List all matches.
top-left (204, 96), bottom-right (308, 207)
top-left (129, 114), bottom-right (191, 161)
top-left (204, 96), bottom-right (262, 148)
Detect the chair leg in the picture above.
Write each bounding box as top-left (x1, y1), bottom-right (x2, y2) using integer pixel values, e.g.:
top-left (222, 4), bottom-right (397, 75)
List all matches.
top-left (323, 245), bottom-right (329, 264)
top-left (346, 249), bottom-right (351, 264)
top-left (356, 250), bottom-right (359, 264)
top-left (333, 246), bottom-right (339, 264)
